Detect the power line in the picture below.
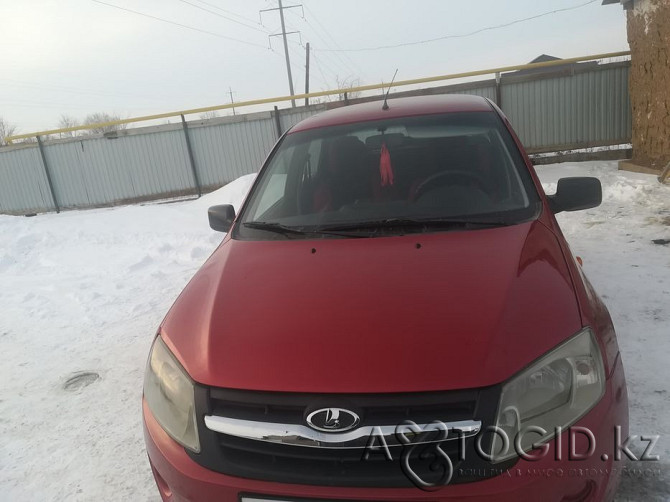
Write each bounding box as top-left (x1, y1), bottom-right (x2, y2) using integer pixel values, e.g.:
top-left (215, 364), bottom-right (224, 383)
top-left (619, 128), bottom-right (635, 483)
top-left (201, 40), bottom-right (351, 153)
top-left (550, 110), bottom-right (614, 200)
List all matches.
top-left (314, 0), bottom-right (599, 53)
top-left (305, 56), bottom-right (331, 92)
top-left (310, 51), bottom-right (339, 88)
top-left (0, 98), bottom-right (121, 110)
top-left (0, 78), bottom-right (172, 101)
top-left (308, 49), bottom-right (339, 80)
top-left (287, 45), bottom-right (306, 80)
top-left (287, 38), bottom-right (339, 83)
top-left (303, 3), bottom-right (366, 77)
top-left (289, 16), bottom-right (354, 80)
top-left (191, 0), bottom-right (264, 27)
top-left (291, 3), bottom-right (364, 81)
top-left (312, 57), bottom-right (331, 89)
top-left (90, 0), bottom-right (269, 49)
top-left (176, 0), bottom-right (269, 34)
top-left (282, 10), bottom-right (357, 86)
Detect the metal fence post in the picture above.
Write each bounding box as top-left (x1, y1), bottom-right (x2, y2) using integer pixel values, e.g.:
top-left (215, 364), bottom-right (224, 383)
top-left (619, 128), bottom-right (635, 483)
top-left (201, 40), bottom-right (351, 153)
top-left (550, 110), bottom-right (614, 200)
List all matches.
top-left (180, 115), bottom-right (202, 197)
top-left (495, 72), bottom-right (502, 109)
top-left (273, 106), bottom-right (282, 139)
top-left (36, 135), bottom-right (60, 213)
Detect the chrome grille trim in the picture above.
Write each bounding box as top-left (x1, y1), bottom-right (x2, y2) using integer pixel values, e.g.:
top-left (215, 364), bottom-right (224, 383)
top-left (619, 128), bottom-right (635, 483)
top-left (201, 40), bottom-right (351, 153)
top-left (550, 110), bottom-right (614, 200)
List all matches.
top-left (204, 415), bottom-right (481, 449)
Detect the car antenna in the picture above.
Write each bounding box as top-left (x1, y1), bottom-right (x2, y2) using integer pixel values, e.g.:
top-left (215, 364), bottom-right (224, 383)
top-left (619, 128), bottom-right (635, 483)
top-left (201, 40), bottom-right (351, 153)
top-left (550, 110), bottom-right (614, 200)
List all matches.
top-left (382, 69), bottom-right (398, 111)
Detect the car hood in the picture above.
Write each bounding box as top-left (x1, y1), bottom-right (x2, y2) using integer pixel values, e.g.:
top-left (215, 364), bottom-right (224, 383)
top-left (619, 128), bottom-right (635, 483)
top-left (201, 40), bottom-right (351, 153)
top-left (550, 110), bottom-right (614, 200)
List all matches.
top-left (161, 220), bottom-right (581, 393)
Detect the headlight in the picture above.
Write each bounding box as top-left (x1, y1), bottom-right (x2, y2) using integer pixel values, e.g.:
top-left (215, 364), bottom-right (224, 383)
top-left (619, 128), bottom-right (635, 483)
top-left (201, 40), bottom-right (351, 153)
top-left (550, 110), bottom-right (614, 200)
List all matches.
top-left (490, 328), bottom-right (605, 463)
top-left (144, 336), bottom-right (200, 452)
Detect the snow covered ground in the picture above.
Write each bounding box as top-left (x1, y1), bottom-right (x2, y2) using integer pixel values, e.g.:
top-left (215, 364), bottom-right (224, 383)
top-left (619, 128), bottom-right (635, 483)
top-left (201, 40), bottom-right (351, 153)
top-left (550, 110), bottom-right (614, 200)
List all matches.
top-left (0, 161), bottom-right (668, 501)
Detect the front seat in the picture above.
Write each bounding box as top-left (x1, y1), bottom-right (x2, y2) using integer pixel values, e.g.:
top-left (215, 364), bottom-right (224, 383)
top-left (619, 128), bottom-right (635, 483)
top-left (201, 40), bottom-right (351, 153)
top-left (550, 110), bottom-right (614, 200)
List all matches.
top-left (313, 136), bottom-right (371, 212)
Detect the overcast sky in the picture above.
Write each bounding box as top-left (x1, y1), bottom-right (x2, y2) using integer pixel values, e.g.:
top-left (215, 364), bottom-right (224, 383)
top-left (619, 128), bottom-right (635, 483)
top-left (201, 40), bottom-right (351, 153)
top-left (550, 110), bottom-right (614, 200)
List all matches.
top-left (1, 0), bottom-right (629, 134)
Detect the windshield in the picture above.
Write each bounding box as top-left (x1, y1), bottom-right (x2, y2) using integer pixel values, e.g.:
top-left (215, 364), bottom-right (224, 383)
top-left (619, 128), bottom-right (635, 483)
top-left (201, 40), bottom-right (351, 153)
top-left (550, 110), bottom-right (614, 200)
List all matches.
top-left (236, 111), bottom-right (540, 239)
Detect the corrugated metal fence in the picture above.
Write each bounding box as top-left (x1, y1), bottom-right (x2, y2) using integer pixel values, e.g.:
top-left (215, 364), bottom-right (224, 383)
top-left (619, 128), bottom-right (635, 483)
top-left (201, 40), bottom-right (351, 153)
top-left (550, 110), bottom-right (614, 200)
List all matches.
top-left (0, 61), bottom-right (631, 215)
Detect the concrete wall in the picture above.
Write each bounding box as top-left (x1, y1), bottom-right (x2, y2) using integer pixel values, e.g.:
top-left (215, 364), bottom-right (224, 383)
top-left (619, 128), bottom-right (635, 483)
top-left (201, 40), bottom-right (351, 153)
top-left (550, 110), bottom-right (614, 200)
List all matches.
top-left (626, 0), bottom-right (670, 170)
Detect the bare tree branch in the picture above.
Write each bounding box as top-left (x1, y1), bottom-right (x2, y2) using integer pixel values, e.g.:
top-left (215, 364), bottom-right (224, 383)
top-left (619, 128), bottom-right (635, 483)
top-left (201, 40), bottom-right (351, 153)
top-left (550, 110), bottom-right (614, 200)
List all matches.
top-left (83, 112), bottom-right (128, 134)
top-left (57, 115), bottom-right (80, 138)
top-left (199, 111), bottom-right (220, 120)
top-left (336, 76), bottom-right (362, 101)
top-left (0, 117), bottom-right (18, 146)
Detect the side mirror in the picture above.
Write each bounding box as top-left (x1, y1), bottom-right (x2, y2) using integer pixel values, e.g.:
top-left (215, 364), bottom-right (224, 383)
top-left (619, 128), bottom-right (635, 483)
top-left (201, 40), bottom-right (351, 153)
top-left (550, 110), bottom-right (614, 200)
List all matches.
top-left (547, 177), bottom-right (602, 214)
top-left (208, 205), bottom-right (236, 232)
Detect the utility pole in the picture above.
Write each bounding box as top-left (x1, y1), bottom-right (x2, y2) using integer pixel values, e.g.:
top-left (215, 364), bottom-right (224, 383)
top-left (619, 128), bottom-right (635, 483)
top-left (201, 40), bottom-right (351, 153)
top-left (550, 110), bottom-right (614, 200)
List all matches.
top-left (304, 42), bottom-right (310, 107)
top-left (260, 1), bottom-right (303, 108)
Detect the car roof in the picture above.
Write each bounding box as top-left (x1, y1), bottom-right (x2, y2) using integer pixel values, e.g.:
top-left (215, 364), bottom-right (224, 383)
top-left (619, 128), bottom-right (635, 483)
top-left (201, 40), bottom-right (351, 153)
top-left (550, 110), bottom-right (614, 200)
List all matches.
top-left (288, 94), bottom-right (494, 134)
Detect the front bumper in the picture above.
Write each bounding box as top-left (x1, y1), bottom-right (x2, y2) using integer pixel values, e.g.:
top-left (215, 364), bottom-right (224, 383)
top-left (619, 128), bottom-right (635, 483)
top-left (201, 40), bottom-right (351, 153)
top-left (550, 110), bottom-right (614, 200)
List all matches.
top-left (143, 357), bottom-right (628, 502)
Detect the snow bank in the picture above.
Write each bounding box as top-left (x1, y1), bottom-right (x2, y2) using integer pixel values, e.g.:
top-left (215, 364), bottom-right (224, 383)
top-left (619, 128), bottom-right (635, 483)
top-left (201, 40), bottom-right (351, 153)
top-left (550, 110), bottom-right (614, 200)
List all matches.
top-left (0, 175), bottom-right (255, 501)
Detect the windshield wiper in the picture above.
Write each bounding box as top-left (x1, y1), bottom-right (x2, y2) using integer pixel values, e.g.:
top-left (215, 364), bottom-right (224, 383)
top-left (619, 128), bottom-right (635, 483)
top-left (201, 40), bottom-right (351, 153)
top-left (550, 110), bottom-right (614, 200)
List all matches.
top-left (316, 217), bottom-right (513, 233)
top-left (243, 221), bottom-right (368, 238)
top-left (243, 217), bottom-right (511, 238)
top-left (244, 221), bottom-right (307, 237)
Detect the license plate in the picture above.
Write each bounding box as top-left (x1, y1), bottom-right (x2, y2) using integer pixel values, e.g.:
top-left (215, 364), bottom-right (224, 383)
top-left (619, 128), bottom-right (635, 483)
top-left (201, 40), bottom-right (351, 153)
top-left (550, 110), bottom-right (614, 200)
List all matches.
top-left (241, 497), bottom-right (364, 502)
top-left (241, 499), bottom-right (294, 502)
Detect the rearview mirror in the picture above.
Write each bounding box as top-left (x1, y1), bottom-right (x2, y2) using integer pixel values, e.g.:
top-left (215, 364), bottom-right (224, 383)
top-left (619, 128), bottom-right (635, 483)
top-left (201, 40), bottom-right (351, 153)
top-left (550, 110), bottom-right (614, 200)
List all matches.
top-left (208, 205), bottom-right (236, 232)
top-left (548, 177), bottom-right (602, 214)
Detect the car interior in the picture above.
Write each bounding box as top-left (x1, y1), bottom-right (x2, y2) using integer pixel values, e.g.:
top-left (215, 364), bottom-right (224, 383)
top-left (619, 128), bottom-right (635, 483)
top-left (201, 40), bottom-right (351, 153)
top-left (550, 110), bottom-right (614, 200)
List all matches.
top-left (249, 125), bottom-right (532, 226)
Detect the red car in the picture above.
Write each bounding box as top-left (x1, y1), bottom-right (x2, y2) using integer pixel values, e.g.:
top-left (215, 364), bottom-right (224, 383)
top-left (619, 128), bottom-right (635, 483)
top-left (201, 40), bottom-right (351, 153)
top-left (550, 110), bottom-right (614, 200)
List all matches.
top-left (143, 95), bottom-right (629, 501)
